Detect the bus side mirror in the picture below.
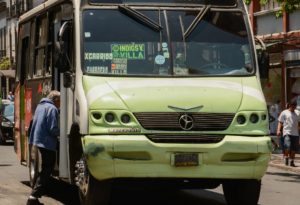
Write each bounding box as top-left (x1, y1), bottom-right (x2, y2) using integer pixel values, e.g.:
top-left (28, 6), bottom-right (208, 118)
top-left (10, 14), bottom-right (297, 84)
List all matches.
top-left (258, 50), bottom-right (269, 79)
top-left (55, 21), bottom-right (72, 73)
top-left (63, 71), bottom-right (73, 88)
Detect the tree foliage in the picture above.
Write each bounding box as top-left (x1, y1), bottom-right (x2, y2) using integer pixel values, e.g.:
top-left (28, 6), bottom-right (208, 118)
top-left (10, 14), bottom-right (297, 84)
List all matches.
top-left (245, 0), bottom-right (300, 17)
top-left (0, 57), bottom-right (11, 70)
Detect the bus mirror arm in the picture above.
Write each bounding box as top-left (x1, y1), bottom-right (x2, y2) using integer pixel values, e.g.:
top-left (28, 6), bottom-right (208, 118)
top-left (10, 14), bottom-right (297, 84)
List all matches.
top-left (255, 37), bottom-right (269, 79)
top-left (55, 21), bottom-right (73, 73)
top-left (54, 51), bottom-right (72, 73)
top-left (58, 21), bottom-right (71, 46)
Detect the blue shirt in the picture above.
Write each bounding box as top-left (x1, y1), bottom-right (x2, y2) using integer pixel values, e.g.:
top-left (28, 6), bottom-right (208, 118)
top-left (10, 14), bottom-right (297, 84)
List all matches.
top-left (29, 98), bottom-right (60, 151)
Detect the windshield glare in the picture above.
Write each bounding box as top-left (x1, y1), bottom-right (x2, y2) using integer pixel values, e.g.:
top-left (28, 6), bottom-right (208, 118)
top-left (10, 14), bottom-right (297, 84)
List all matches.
top-left (83, 9), bottom-right (254, 76)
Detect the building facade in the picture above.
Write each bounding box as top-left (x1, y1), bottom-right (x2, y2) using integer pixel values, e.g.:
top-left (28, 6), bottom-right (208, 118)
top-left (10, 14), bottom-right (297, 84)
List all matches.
top-left (0, 0), bottom-right (19, 99)
top-left (248, 0), bottom-right (300, 111)
top-left (0, 0), bottom-right (38, 98)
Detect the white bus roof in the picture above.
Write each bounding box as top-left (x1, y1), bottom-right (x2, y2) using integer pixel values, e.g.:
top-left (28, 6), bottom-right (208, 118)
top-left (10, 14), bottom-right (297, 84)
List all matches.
top-left (19, 0), bottom-right (68, 23)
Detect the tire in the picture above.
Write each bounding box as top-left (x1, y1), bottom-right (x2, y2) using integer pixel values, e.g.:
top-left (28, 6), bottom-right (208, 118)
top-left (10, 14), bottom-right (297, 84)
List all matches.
top-left (76, 157), bottom-right (111, 205)
top-left (29, 145), bottom-right (41, 187)
top-left (222, 179), bottom-right (261, 205)
top-left (79, 172), bottom-right (111, 205)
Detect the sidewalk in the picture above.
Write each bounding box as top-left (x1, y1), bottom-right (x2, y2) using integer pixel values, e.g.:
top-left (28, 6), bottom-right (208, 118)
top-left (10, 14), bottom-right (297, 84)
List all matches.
top-left (269, 151), bottom-right (300, 174)
top-left (268, 135), bottom-right (300, 174)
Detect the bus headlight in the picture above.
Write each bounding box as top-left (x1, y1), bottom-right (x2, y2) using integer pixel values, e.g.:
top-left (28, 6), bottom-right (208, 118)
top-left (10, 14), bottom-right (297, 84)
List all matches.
top-left (121, 114), bottom-right (131, 124)
top-left (92, 112), bottom-right (102, 120)
top-left (237, 115), bottom-right (246, 125)
top-left (105, 113), bottom-right (115, 123)
top-left (249, 113), bottom-right (259, 123)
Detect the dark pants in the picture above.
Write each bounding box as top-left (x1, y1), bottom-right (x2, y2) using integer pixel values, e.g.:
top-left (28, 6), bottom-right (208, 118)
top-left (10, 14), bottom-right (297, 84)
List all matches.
top-left (283, 135), bottom-right (300, 151)
top-left (31, 147), bottom-right (56, 198)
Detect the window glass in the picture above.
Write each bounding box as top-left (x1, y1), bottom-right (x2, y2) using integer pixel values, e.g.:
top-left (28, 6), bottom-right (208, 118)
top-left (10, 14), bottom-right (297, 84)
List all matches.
top-left (2, 104), bottom-right (14, 117)
top-left (83, 10), bottom-right (170, 76)
top-left (34, 16), bottom-right (47, 77)
top-left (28, 21), bottom-right (36, 79)
top-left (82, 9), bottom-right (253, 76)
top-left (17, 22), bottom-right (31, 83)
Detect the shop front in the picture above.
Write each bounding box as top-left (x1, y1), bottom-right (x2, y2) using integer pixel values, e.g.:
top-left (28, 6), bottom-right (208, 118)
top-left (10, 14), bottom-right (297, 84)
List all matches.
top-left (285, 50), bottom-right (300, 111)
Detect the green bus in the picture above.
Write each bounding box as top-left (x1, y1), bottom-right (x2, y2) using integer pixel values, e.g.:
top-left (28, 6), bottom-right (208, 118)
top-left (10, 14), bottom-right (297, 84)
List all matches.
top-left (15, 0), bottom-right (271, 204)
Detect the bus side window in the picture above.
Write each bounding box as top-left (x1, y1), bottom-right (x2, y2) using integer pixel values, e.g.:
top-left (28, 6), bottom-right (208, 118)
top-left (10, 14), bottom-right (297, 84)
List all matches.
top-left (21, 38), bottom-right (30, 84)
top-left (17, 23), bottom-right (31, 85)
top-left (27, 21), bottom-right (35, 80)
top-left (34, 15), bottom-right (48, 78)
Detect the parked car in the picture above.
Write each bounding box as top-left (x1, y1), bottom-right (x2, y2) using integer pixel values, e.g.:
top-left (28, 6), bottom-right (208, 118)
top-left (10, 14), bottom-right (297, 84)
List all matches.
top-left (0, 99), bottom-right (14, 144)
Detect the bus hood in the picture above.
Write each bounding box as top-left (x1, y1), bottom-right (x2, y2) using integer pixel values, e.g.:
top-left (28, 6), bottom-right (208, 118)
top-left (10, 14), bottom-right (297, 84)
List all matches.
top-left (83, 77), bottom-right (265, 113)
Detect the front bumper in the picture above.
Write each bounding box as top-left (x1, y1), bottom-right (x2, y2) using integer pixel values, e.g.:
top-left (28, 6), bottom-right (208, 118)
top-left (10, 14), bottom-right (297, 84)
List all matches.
top-left (83, 135), bottom-right (271, 181)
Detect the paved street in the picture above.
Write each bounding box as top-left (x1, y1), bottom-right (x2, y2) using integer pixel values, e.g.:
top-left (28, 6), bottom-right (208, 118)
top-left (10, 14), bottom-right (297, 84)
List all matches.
top-left (1, 143), bottom-right (300, 205)
top-left (0, 143), bottom-right (74, 205)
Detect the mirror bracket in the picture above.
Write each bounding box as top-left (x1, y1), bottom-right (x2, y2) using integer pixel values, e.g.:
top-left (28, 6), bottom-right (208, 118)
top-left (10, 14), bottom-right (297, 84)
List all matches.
top-left (55, 21), bottom-right (73, 73)
top-left (255, 37), bottom-right (269, 79)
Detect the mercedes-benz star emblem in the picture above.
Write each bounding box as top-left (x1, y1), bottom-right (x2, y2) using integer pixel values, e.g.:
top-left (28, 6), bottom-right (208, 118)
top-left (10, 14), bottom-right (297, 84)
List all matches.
top-left (179, 114), bottom-right (194, 130)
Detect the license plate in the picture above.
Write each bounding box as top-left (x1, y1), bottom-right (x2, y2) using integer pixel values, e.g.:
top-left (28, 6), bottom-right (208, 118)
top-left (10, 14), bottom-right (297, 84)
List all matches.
top-left (174, 153), bottom-right (199, 167)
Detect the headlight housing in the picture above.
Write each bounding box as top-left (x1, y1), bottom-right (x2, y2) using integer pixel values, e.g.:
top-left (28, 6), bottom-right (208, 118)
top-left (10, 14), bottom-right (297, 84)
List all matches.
top-left (230, 111), bottom-right (269, 135)
top-left (89, 110), bottom-right (140, 134)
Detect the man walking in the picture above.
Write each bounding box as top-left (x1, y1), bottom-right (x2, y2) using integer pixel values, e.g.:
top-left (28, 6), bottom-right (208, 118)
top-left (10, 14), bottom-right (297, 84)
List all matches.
top-left (277, 99), bottom-right (300, 167)
top-left (27, 90), bottom-right (60, 205)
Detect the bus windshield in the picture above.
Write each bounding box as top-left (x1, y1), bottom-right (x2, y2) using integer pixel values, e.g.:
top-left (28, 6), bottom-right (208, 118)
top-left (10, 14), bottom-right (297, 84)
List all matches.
top-left (83, 8), bottom-right (254, 76)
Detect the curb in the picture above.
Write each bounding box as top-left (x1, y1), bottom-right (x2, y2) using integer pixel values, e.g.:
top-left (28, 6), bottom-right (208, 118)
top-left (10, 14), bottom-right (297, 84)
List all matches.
top-left (269, 154), bottom-right (300, 174)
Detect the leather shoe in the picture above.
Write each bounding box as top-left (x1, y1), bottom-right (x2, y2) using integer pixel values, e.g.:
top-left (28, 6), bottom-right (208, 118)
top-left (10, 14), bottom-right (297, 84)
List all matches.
top-left (26, 198), bottom-right (44, 205)
top-left (290, 161), bottom-right (297, 167)
top-left (285, 158), bottom-right (289, 166)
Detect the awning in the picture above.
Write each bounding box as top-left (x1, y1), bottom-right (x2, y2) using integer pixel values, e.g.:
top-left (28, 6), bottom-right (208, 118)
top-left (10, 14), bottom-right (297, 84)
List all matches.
top-left (0, 70), bottom-right (15, 78)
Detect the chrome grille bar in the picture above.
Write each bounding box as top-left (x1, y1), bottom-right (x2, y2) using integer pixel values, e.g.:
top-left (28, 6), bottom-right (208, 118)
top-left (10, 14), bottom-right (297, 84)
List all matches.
top-left (147, 134), bottom-right (225, 143)
top-left (134, 112), bottom-right (234, 131)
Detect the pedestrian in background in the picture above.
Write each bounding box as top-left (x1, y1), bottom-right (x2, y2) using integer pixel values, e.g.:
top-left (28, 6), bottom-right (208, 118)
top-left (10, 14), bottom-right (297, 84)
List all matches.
top-left (7, 91), bottom-right (14, 101)
top-left (277, 100), bottom-right (300, 167)
top-left (269, 102), bottom-right (279, 135)
top-left (26, 90), bottom-right (60, 205)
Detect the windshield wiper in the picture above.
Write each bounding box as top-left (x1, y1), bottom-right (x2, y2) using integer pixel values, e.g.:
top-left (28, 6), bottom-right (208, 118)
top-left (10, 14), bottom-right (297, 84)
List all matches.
top-left (184, 5), bottom-right (211, 39)
top-left (118, 5), bottom-right (163, 32)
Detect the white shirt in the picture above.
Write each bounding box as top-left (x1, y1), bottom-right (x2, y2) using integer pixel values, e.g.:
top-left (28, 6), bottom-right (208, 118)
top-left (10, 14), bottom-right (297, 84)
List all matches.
top-left (278, 109), bottom-right (300, 136)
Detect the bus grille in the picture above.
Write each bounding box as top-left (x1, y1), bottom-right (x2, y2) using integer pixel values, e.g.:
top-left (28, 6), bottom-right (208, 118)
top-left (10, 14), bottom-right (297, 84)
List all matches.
top-left (146, 134), bottom-right (225, 144)
top-left (134, 112), bottom-right (234, 131)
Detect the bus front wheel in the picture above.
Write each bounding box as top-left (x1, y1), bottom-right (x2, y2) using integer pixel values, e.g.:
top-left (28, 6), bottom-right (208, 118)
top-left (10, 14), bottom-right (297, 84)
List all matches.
top-left (222, 179), bottom-right (261, 205)
top-left (76, 157), bottom-right (111, 205)
top-left (29, 145), bottom-right (41, 188)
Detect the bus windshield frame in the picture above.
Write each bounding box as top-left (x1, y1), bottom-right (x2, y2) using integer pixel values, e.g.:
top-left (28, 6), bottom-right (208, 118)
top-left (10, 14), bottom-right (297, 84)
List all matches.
top-left (81, 6), bottom-right (256, 77)
top-left (87, 0), bottom-right (237, 7)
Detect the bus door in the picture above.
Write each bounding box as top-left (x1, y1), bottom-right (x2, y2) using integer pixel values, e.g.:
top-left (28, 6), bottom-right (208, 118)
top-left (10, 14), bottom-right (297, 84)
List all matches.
top-left (15, 22), bottom-right (30, 164)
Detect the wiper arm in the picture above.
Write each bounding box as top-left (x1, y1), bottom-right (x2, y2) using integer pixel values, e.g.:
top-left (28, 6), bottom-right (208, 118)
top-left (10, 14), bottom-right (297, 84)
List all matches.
top-left (184, 5), bottom-right (211, 39)
top-left (118, 5), bottom-right (163, 32)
